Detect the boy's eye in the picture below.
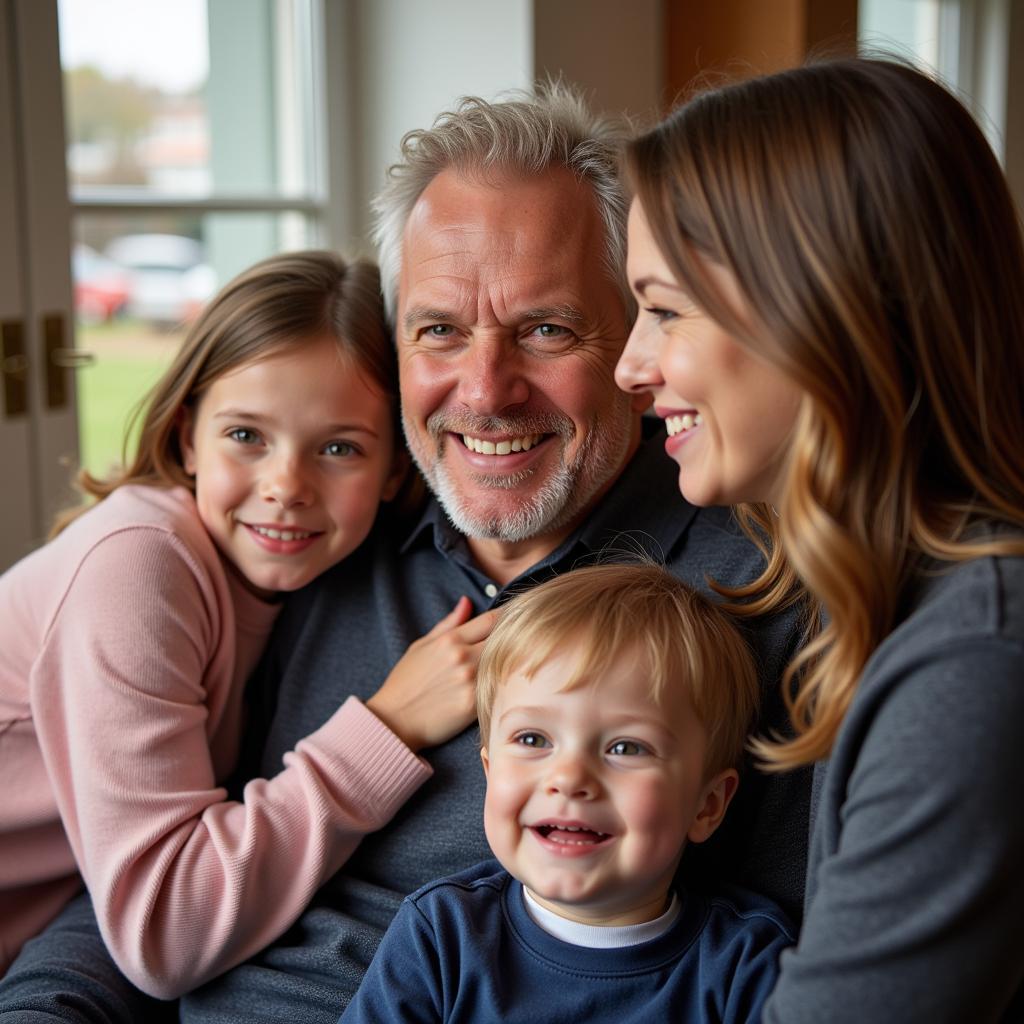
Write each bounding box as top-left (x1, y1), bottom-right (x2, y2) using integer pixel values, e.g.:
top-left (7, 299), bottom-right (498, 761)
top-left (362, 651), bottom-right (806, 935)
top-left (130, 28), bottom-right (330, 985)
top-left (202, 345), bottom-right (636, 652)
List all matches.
top-left (227, 427), bottom-right (261, 445)
top-left (514, 732), bottom-right (550, 749)
top-left (608, 739), bottom-right (647, 756)
top-left (323, 440), bottom-right (356, 457)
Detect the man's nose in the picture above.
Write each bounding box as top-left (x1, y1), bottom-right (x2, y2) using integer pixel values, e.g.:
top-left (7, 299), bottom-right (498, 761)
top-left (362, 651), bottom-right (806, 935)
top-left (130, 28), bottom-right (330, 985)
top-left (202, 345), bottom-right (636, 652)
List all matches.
top-left (615, 319), bottom-right (663, 396)
top-left (545, 751), bottom-right (600, 801)
top-left (260, 454), bottom-right (314, 509)
top-left (457, 337), bottom-right (530, 415)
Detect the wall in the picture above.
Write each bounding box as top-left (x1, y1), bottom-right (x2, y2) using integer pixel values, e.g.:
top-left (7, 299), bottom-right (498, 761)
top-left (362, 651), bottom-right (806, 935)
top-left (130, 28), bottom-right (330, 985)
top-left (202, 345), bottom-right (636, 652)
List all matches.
top-left (665, 0), bottom-right (858, 105)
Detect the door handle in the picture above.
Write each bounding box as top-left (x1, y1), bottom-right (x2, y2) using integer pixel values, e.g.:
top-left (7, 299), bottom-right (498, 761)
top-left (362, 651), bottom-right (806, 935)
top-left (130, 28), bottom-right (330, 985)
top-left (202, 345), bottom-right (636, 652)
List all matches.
top-left (43, 314), bottom-right (95, 410)
top-left (1, 320), bottom-right (28, 418)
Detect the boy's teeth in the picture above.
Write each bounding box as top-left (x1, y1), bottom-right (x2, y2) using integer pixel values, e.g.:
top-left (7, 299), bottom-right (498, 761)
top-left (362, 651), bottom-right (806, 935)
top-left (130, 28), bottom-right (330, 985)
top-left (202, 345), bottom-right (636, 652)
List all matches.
top-left (665, 413), bottom-right (703, 437)
top-left (461, 433), bottom-right (541, 455)
top-left (252, 526), bottom-right (312, 541)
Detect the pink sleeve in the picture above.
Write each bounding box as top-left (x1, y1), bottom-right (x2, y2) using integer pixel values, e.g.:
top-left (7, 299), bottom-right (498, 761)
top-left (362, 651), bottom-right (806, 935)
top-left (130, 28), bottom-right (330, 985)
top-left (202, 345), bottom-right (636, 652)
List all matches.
top-left (31, 528), bottom-right (431, 999)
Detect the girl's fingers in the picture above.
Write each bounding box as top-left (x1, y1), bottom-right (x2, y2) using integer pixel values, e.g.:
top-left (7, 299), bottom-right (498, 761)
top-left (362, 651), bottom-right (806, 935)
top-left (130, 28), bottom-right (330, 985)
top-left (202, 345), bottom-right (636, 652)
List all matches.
top-left (421, 596), bottom-right (473, 638)
top-left (454, 608), bottom-right (499, 645)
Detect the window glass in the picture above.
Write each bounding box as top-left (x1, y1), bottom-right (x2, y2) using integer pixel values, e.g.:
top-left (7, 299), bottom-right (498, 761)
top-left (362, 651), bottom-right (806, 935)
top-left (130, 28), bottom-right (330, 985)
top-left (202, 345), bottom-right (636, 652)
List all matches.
top-left (73, 211), bottom-right (316, 478)
top-left (859, 0), bottom-right (948, 78)
top-left (58, 0), bottom-right (323, 480)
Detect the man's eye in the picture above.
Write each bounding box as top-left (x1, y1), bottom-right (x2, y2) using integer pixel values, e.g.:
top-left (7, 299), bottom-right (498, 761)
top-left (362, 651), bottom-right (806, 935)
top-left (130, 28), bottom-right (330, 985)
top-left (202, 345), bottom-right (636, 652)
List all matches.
top-left (514, 732), bottom-right (550, 749)
top-left (531, 323), bottom-right (576, 343)
top-left (608, 739), bottom-right (647, 756)
top-left (227, 428), bottom-right (261, 445)
top-left (323, 441), bottom-right (356, 457)
top-left (427, 324), bottom-right (454, 337)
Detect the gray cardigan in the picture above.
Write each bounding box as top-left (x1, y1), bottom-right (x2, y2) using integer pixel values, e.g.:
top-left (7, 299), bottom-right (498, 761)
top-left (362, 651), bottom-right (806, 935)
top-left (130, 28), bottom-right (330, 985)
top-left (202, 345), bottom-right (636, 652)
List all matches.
top-left (766, 552), bottom-right (1024, 1022)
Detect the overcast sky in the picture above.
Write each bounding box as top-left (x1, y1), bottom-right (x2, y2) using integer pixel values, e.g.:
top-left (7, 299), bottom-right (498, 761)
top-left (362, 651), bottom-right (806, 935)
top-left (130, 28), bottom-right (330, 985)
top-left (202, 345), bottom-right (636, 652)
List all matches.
top-left (58, 0), bottom-right (208, 93)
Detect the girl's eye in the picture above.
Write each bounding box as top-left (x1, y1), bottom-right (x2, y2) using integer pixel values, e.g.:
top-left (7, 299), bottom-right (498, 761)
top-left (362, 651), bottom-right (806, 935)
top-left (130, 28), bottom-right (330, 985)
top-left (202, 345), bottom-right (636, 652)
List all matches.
top-left (323, 441), bottom-right (357, 457)
top-left (608, 739), bottom-right (648, 756)
top-left (227, 427), bottom-right (261, 445)
top-left (514, 732), bottom-right (551, 749)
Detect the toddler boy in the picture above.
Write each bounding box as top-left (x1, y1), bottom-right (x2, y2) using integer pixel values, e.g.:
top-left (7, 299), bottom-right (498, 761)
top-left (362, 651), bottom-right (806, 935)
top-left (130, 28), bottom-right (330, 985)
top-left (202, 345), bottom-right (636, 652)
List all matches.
top-left (340, 563), bottom-right (793, 1023)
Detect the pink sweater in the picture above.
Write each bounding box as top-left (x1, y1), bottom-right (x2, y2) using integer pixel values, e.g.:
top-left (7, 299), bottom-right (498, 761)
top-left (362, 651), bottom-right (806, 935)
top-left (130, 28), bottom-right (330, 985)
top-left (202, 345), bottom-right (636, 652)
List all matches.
top-left (0, 484), bottom-right (431, 996)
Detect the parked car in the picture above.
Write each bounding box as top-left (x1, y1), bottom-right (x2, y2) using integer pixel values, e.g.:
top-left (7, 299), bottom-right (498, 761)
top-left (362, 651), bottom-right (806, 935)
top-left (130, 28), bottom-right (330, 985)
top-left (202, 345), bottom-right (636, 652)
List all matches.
top-left (103, 233), bottom-right (217, 327)
top-left (72, 243), bottom-right (131, 325)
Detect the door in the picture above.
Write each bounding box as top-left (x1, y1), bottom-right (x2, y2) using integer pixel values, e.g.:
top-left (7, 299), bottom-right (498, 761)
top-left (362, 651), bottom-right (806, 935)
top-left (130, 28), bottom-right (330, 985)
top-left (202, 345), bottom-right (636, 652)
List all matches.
top-left (0, 0), bottom-right (79, 571)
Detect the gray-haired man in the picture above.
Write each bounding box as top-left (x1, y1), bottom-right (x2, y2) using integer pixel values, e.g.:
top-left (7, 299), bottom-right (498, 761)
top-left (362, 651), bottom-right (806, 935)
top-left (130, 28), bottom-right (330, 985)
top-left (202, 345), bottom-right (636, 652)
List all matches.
top-left (0, 86), bottom-right (808, 1024)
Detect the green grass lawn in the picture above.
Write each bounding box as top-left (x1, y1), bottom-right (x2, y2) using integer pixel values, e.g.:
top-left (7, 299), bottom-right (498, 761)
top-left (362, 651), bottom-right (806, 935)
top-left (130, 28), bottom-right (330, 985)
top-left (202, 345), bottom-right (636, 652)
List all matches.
top-left (75, 320), bottom-right (181, 478)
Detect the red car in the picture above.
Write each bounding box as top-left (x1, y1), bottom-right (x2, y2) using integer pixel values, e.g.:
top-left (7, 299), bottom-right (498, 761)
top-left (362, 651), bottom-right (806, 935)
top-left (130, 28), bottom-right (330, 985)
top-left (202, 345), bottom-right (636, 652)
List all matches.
top-left (72, 244), bottom-right (131, 324)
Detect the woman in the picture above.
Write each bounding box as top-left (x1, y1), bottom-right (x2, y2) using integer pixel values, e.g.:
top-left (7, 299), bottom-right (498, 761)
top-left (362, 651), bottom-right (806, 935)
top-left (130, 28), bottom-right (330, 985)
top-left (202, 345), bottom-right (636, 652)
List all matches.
top-left (615, 57), bottom-right (1024, 1021)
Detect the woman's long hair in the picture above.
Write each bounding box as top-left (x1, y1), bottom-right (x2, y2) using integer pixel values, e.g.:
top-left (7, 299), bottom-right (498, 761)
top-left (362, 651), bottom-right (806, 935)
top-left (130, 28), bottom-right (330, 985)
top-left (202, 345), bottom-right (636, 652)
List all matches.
top-left (54, 250), bottom-right (405, 534)
top-left (626, 57), bottom-right (1024, 769)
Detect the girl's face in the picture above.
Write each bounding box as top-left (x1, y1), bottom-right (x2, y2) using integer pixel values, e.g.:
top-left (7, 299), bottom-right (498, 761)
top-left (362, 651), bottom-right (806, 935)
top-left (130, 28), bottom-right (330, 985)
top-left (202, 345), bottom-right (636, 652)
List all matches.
top-left (180, 333), bottom-right (404, 598)
top-left (615, 201), bottom-right (802, 508)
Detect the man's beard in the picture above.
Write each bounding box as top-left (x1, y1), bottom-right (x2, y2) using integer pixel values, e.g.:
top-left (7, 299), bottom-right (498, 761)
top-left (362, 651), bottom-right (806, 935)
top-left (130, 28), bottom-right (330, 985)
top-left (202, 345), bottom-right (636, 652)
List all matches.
top-left (402, 401), bottom-right (635, 543)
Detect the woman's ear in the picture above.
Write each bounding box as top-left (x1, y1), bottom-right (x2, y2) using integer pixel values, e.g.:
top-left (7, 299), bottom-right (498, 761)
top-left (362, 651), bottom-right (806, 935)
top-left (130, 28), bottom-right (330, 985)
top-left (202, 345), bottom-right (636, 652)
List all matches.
top-left (687, 768), bottom-right (739, 844)
top-left (480, 746), bottom-right (490, 778)
top-left (178, 405), bottom-right (197, 476)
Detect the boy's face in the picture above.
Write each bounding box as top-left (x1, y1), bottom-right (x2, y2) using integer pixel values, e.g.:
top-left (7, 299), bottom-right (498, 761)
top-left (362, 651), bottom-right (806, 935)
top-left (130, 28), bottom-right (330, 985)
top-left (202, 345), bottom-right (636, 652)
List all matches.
top-left (481, 644), bottom-right (737, 927)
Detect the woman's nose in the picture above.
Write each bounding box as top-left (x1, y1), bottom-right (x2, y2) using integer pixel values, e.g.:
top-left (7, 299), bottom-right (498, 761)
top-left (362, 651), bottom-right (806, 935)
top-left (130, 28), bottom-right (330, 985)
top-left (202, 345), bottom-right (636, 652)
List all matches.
top-left (615, 319), bottom-right (664, 395)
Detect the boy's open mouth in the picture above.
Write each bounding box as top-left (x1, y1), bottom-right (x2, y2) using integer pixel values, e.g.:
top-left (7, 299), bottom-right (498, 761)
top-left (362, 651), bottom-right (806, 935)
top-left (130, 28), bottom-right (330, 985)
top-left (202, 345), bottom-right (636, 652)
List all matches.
top-left (533, 824), bottom-right (611, 846)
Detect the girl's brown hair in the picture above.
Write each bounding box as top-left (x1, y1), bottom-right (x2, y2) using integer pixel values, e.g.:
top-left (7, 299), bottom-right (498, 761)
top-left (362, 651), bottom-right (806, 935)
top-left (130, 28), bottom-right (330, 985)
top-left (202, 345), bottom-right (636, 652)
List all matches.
top-left (626, 57), bottom-right (1024, 769)
top-left (55, 250), bottom-right (410, 534)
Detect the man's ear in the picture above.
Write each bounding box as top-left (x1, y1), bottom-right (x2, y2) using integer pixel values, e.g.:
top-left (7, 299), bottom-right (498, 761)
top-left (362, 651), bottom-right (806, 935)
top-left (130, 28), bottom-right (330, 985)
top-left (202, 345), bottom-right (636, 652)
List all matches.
top-left (178, 406), bottom-right (197, 476)
top-left (480, 746), bottom-right (490, 778)
top-left (687, 768), bottom-right (739, 844)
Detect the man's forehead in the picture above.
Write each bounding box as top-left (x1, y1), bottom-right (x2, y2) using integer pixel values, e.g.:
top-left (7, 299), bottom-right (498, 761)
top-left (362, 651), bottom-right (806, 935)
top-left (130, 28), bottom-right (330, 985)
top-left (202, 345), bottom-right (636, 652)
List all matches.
top-left (398, 167), bottom-right (612, 319)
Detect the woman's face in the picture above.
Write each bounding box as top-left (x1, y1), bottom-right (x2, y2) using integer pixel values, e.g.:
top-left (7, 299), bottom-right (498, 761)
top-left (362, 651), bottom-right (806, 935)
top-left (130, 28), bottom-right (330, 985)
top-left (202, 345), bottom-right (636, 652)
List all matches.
top-left (615, 201), bottom-right (802, 508)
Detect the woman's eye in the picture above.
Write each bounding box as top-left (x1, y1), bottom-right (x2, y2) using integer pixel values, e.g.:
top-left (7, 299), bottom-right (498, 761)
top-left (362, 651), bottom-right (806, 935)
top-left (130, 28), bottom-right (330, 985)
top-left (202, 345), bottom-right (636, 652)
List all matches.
top-left (323, 441), bottom-right (356, 457)
top-left (514, 732), bottom-right (550, 749)
top-left (645, 306), bottom-right (678, 324)
top-left (608, 739), bottom-right (647, 756)
top-left (227, 428), bottom-right (261, 445)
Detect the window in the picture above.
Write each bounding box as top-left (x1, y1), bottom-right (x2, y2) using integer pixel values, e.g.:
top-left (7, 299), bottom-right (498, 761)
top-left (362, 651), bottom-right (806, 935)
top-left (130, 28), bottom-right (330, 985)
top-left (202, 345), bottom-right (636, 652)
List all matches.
top-left (59, 0), bottom-right (329, 476)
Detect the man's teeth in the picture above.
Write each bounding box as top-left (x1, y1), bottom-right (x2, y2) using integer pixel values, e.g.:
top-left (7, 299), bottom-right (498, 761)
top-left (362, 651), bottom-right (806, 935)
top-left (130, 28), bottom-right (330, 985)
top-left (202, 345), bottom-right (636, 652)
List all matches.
top-left (461, 433), bottom-right (542, 455)
top-left (665, 413), bottom-right (703, 437)
top-left (251, 526), bottom-right (313, 541)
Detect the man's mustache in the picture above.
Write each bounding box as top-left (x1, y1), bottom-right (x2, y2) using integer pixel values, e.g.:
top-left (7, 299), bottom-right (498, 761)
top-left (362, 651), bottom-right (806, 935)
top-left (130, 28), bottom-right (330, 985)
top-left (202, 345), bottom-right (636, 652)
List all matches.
top-left (424, 410), bottom-right (573, 441)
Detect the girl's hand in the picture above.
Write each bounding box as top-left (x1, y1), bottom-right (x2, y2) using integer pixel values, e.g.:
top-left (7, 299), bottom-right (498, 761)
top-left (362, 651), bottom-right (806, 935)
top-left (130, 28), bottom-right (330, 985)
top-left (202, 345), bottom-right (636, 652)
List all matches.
top-left (366, 597), bottom-right (497, 751)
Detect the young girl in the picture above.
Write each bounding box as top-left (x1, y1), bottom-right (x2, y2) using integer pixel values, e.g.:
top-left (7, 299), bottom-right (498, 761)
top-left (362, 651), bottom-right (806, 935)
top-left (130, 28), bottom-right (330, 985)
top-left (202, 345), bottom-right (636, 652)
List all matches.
top-left (0, 251), bottom-right (492, 995)
top-left (615, 58), bottom-right (1024, 1020)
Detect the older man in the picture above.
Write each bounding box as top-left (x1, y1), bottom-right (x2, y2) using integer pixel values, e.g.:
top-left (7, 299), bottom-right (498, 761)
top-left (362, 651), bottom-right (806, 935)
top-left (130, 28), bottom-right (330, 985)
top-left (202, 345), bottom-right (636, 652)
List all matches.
top-left (0, 87), bottom-right (807, 1024)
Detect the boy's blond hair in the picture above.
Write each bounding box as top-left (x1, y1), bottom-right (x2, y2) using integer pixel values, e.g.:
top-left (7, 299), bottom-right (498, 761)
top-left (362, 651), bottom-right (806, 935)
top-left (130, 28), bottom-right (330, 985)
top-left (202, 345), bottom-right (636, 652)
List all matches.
top-left (477, 563), bottom-right (760, 777)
